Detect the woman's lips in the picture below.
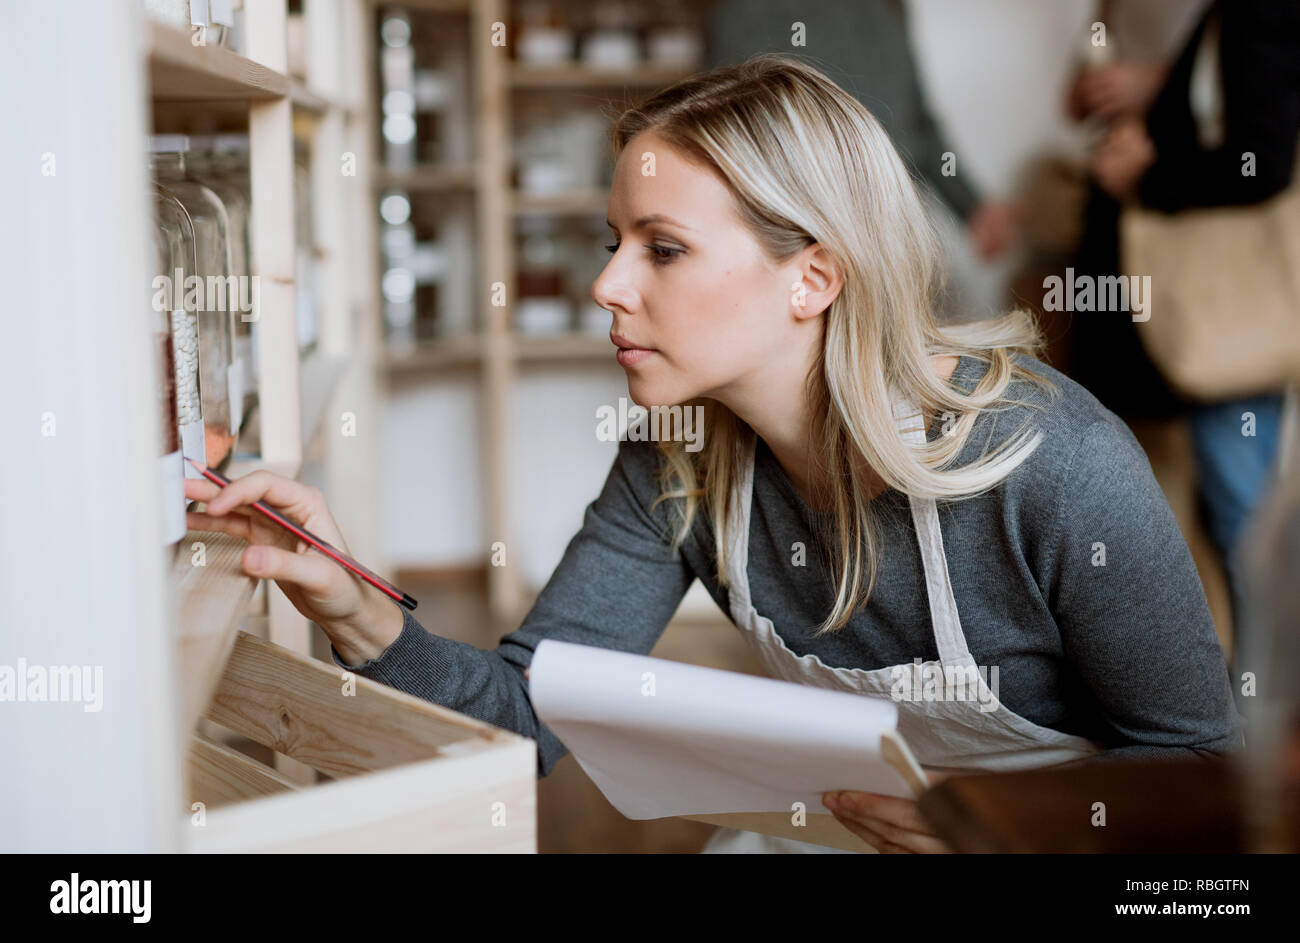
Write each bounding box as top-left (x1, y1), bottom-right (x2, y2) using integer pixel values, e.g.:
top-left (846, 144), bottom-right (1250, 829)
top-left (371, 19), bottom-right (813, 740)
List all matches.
top-left (611, 332), bottom-right (655, 367)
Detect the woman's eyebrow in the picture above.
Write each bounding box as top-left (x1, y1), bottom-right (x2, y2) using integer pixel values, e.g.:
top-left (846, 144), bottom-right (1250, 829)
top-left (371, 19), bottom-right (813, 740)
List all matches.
top-left (605, 213), bottom-right (696, 232)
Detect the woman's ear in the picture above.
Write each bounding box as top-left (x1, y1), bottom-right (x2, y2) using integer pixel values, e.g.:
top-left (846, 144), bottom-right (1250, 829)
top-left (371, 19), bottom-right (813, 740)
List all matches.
top-left (790, 243), bottom-right (843, 320)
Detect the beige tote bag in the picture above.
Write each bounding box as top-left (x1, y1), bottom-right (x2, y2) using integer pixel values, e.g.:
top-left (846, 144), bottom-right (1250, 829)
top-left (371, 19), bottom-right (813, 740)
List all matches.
top-left (1120, 166), bottom-right (1300, 401)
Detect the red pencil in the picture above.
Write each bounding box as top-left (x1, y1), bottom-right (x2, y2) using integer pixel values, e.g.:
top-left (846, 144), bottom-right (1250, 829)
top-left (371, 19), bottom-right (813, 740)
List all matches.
top-left (186, 457), bottom-right (417, 611)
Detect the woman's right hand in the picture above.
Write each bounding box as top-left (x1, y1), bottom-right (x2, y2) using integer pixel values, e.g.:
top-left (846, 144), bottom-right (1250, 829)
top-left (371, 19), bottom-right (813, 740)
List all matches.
top-left (183, 471), bottom-right (403, 663)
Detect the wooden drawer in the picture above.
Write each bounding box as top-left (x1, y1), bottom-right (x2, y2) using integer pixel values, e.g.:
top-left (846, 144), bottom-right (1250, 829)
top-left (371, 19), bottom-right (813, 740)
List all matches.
top-left (183, 631), bottom-right (536, 852)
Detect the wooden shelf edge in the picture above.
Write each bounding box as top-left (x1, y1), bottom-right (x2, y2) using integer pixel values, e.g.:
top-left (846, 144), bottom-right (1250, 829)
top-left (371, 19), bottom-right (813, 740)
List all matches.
top-left (511, 189), bottom-right (609, 216)
top-left (513, 333), bottom-right (614, 362)
top-left (148, 21), bottom-right (289, 101)
top-left (290, 81), bottom-right (354, 116)
top-left (379, 333), bottom-right (616, 374)
top-left (382, 334), bottom-right (484, 373)
top-left (375, 164), bottom-right (478, 192)
top-left (172, 530), bottom-right (260, 735)
top-left (509, 63), bottom-right (699, 89)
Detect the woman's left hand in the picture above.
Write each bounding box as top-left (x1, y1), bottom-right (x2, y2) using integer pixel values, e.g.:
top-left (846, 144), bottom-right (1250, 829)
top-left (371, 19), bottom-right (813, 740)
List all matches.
top-left (822, 773), bottom-right (953, 854)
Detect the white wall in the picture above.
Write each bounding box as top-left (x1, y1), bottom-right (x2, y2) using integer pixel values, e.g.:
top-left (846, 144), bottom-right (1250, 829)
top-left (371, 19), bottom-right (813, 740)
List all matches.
top-left (907, 0), bottom-right (1093, 198)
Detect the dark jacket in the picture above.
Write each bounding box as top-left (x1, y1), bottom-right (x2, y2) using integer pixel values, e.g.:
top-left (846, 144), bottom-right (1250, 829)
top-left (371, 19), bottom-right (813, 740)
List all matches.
top-left (1140, 0), bottom-right (1300, 212)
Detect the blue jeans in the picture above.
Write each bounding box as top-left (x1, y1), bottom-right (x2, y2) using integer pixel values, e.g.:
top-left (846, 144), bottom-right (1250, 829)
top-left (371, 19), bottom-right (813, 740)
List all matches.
top-left (1188, 392), bottom-right (1287, 638)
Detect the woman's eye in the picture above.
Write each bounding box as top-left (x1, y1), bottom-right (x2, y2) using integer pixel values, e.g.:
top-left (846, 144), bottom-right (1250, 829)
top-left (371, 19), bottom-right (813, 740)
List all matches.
top-left (646, 244), bottom-right (683, 265)
top-left (603, 242), bottom-right (683, 266)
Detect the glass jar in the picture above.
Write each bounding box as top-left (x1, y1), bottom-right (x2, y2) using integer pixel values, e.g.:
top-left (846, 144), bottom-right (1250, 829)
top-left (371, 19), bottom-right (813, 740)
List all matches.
top-left (379, 11), bottom-right (416, 170)
top-left (150, 135), bottom-right (237, 469)
top-left (188, 135), bottom-right (256, 446)
top-left (516, 1), bottom-right (575, 65)
top-left (515, 215), bottom-right (573, 335)
top-left (153, 184), bottom-right (206, 479)
top-left (150, 203), bottom-right (186, 545)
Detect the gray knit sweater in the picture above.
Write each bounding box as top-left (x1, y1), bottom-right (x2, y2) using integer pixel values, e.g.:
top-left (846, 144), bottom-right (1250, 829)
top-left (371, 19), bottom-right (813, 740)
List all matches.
top-left (333, 354), bottom-right (1245, 776)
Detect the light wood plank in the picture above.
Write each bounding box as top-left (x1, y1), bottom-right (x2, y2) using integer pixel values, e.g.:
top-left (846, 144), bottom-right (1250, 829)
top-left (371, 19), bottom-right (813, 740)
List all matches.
top-left (510, 64), bottom-right (696, 89)
top-left (473, 0), bottom-right (523, 621)
top-left (187, 735), bottom-right (299, 809)
top-left (511, 189), bottom-right (608, 216)
top-left (187, 738), bottom-right (536, 853)
top-left (148, 21), bottom-right (289, 101)
top-left (376, 164), bottom-right (478, 192)
top-left (205, 631), bottom-right (519, 777)
top-left (173, 531), bottom-right (260, 734)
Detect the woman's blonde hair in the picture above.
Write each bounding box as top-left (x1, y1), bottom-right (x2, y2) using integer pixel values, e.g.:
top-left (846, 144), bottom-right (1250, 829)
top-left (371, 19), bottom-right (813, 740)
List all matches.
top-left (610, 54), bottom-right (1057, 634)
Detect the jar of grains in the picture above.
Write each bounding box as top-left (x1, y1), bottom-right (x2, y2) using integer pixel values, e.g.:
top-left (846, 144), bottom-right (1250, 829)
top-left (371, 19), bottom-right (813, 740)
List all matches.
top-left (150, 202), bottom-right (187, 544)
top-left (150, 135), bottom-right (237, 469)
top-left (154, 184), bottom-right (207, 481)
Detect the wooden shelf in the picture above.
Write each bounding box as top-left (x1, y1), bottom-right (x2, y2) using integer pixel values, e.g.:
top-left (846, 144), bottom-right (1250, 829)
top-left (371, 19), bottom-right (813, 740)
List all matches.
top-left (289, 81), bottom-right (329, 113)
top-left (148, 21), bottom-right (289, 101)
top-left (382, 334), bottom-right (484, 374)
top-left (380, 332), bottom-right (615, 375)
top-left (510, 63), bottom-right (697, 89)
top-left (172, 530), bottom-right (260, 735)
top-left (376, 164), bottom-right (478, 192)
top-left (514, 333), bottom-right (613, 362)
top-left (511, 189), bottom-right (608, 216)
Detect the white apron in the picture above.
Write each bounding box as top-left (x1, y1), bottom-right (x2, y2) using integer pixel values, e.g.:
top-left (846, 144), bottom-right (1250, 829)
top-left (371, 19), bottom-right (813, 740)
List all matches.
top-left (701, 394), bottom-right (1103, 853)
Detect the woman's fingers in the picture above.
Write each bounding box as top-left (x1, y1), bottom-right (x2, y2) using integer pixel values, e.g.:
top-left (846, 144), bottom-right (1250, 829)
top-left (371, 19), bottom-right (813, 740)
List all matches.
top-left (183, 478), bottom-right (223, 503)
top-left (241, 544), bottom-right (335, 595)
top-left (204, 470), bottom-right (319, 517)
top-left (825, 791), bottom-right (952, 854)
top-left (830, 814), bottom-right (891, 852)
top-left (187, 509), bottom-right (256, 541)
top-left (839, 792), bottom-right (934, 835)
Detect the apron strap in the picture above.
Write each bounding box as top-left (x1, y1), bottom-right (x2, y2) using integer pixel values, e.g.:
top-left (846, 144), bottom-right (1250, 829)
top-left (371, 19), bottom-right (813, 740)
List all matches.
top-left (893, 395), bottom-right (978, 666)
top-left (725, 394), bottom-right (976, 667)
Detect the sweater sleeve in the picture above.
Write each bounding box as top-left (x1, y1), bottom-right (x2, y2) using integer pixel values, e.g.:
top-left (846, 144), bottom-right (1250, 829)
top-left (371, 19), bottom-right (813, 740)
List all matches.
top-left (330, 439), bottom-right (695, 776)
top-left (1037, 417), bottom-right (1245, 763)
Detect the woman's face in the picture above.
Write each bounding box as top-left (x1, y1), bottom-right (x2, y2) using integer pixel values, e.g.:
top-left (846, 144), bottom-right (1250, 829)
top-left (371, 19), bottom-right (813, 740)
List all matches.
top-left (592, 131), bottom-right (813, 408)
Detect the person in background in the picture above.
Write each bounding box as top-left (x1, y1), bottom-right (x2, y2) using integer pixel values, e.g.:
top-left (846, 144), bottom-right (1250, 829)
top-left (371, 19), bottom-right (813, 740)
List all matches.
top-left (1088, 0), bottom-right (1300, 654)
top-left (1064, 0), bottom-right (1208, 424)
top-left (703, 0), bottom-right (1020, 325)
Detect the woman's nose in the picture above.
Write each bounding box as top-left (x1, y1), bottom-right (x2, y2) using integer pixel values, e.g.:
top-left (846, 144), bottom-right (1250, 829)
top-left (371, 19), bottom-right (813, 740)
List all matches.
top-left (591, 259), bottom-right (637, 315)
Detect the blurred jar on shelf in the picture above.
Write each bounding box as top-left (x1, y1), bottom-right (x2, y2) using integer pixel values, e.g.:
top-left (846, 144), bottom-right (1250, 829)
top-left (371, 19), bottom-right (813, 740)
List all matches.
top-left (579, 0), bottom-right (641, 69)
top-left (380, 189), bottom-right (418, 347)
top-left (645, 0), bottom-right (703, 68)
top-left (150, 195), bottom-right (187, 544)
top-left (515, 0), bottom-right (575, 65)
top-left (514, 101), bottom-right (608, 195)
top-left (188, 134), bottom-right (255, 443)
top-left (379, 10), bottom-right (416, 170)
top-left (150, 135), bottom-right (237, 470)
top-left (515, 216), bottom-right (573, 335)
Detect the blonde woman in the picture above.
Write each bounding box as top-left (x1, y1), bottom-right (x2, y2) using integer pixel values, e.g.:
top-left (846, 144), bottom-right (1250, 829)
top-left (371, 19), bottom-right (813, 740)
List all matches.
top-left (185, 55), bottom-right (1243, 854)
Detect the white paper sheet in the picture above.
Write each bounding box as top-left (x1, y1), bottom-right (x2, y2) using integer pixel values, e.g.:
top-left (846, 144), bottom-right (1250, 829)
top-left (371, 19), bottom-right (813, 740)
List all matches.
top-left (528, 639), bottom-right (917, 820)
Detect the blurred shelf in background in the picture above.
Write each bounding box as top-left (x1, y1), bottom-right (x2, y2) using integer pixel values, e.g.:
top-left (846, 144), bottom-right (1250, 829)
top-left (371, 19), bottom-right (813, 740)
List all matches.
top-left (509, 63), bottom-right (696, 88)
